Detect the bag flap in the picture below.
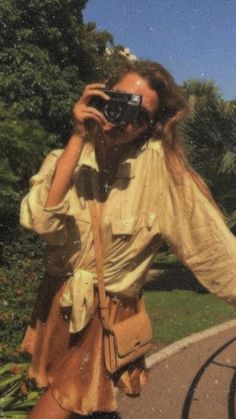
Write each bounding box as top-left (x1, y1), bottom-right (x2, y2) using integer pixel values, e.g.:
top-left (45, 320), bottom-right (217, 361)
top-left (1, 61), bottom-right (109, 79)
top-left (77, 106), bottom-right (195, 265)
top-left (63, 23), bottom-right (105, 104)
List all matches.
top-left (111, 312), bottom-right (152, 358)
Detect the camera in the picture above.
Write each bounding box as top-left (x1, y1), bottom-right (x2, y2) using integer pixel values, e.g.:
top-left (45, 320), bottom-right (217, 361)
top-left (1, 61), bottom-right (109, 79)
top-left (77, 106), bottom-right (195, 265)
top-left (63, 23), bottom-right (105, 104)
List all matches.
top-left (89, 90), bottom-right (142, 125)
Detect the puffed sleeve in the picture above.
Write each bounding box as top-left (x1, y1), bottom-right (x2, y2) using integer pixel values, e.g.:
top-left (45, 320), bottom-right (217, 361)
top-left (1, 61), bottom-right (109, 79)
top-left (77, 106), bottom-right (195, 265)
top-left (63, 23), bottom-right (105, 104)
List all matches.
top-left (157, 160), bottom-right (236, 305)
top-left (20, 149), bottom-right (69, 244)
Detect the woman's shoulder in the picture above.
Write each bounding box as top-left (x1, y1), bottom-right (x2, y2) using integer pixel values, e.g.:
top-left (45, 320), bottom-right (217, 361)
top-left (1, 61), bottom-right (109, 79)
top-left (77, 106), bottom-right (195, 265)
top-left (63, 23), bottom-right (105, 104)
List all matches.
top-left (39, 149), bottom-right (64, 169)
top-left (29, 149), bottom-right (64, 182)
top-left (46, 149), bottom-right (64, 159)
top-left (145, 138), bottom-right (164, 154)
top-left (122, 138), bottom-right (168, 188)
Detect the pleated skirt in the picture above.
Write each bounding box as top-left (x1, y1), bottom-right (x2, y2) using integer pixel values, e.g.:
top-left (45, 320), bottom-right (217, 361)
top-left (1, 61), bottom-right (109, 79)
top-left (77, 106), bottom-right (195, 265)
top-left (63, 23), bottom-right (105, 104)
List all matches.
top-left (20, 274), bottom-right (149, 415)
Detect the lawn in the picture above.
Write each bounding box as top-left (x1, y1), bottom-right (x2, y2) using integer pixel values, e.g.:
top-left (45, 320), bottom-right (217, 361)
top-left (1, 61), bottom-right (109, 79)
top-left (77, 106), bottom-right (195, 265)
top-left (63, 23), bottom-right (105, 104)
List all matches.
top-left (145, 289), bottom-right (236, 346)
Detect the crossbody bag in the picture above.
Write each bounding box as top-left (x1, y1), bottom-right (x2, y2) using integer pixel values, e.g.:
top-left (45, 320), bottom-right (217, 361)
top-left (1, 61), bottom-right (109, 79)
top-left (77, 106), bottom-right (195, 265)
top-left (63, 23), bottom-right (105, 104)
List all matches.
top-left (88, 199), bottom-right (153, 374)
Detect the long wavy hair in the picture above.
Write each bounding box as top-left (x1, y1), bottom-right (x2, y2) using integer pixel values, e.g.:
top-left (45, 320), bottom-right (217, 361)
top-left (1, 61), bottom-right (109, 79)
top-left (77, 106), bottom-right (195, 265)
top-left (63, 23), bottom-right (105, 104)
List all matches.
top-left (106, 60), bottom-right (222, 213)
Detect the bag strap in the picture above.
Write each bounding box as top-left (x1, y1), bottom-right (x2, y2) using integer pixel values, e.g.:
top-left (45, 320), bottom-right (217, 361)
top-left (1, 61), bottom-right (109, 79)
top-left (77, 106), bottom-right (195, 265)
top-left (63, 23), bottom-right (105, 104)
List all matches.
top-left (88, 200), bottom-right (111, 331)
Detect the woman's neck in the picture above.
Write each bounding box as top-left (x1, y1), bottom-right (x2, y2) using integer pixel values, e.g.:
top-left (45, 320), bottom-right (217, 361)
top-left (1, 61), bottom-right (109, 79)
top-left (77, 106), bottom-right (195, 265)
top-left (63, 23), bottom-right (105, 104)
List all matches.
top-left (94, 139), bottom-right (132, 201)
top-left (95, 140), bottom-right (129, 175)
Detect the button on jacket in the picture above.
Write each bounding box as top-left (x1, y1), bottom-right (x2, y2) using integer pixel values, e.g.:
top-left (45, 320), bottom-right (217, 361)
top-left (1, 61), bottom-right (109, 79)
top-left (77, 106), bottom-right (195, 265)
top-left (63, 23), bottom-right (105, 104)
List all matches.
top-left (20, 139), bottom-right (236, 332)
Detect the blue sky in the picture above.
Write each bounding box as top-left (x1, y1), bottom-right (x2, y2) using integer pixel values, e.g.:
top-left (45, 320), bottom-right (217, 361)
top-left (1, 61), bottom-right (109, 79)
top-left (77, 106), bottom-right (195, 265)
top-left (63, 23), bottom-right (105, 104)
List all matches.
top-left (84, 0), bottom-right (236, 100)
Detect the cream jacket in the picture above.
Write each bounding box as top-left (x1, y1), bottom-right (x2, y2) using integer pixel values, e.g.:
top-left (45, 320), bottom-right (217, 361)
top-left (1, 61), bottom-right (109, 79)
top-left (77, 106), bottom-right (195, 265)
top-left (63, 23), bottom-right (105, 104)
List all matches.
top-left (20, 139), bottom-right (236, 333)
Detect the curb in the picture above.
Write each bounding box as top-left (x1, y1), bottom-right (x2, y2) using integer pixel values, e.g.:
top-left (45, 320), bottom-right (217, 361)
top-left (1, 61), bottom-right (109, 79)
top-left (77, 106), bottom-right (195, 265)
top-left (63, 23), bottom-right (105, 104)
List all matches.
top-left (145, 318), bottom-right (236, 369)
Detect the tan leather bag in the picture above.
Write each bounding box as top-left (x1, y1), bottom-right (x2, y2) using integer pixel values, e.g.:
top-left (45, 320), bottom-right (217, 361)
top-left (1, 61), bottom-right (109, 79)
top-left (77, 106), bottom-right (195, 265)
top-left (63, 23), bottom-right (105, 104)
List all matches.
top-left (88, 200), bottom-right (153, 374)
top-left (103, 297), bottom-right (152, 373)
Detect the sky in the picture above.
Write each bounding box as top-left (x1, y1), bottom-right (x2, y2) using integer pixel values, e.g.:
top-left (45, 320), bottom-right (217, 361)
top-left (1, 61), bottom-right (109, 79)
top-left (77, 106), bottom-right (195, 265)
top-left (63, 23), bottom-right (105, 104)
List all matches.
top-left (83, 0), bottom-right (236, 100)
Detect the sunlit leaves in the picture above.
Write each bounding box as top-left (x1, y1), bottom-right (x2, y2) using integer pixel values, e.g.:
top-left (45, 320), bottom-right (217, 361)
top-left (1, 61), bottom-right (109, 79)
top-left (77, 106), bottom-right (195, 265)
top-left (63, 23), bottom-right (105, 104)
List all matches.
top-left (220, 150), bottom-right (236, 174)
top-left (0, 0), bottom-right (118, 142)
top-left (0, 362), bottom-right (41, 417)
top-left (182, 80), bottom-right (236, 228)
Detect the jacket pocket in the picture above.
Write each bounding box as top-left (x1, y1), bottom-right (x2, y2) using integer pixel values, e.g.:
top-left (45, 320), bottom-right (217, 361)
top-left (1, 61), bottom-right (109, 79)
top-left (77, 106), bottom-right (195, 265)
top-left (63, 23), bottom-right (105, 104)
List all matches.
top-left (110, 212), bottom-right (159, 236)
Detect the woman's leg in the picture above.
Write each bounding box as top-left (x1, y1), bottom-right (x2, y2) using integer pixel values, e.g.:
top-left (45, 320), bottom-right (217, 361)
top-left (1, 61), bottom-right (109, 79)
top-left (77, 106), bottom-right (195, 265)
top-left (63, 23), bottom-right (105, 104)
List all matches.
top-left (27, 387), bottom-right (71, 419)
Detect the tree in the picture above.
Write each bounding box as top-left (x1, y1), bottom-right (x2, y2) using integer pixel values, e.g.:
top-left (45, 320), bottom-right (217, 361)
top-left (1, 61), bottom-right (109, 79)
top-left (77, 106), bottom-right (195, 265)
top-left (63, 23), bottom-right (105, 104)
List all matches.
top-left (0, 0), bottom-right (118, 142)
top-left (0, 0), bottom-right (130, 231)
top-left (182, 80), bottom-right (236, 229)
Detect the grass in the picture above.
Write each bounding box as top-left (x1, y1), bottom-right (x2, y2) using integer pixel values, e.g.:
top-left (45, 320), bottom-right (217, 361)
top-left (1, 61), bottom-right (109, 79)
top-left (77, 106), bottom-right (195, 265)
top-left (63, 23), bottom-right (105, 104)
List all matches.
top-left (145, 290), bottom-right (236, 346)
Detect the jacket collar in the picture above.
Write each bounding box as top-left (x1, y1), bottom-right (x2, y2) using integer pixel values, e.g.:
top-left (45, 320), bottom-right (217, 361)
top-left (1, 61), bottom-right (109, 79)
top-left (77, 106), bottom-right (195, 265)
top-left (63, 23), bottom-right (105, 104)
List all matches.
top-left (77, 142), bottom-right (99, 172)
top-left (77, 138), bottom-right (163, 179)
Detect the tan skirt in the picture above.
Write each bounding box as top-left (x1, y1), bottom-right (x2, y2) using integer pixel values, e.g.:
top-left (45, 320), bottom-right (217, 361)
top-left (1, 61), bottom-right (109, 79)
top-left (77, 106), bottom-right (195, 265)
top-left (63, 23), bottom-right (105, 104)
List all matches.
top-left (20, 274), bottom-right (149, 415)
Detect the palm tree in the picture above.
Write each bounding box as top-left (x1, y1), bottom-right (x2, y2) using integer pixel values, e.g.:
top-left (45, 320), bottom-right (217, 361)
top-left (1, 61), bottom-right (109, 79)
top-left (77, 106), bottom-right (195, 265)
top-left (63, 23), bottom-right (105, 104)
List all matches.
top-left (181, 80), bottom-right (236, 231)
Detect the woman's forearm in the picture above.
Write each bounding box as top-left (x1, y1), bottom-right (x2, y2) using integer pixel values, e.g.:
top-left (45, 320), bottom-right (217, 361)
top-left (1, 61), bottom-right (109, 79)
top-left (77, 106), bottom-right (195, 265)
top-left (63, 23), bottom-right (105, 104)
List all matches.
top-left (45, 133), bottom-right (85, 208)
top-left (45, 83), bottom-right (108, 209)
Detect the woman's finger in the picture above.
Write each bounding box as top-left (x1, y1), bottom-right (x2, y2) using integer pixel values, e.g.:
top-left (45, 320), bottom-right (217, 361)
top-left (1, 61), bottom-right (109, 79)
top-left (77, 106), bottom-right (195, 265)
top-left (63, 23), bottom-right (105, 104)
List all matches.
top-left (83, 89), bottom-right (110, 104)
top-left (85, 83), bottom-right (106, 91)
top-left (80, 106), bottom-right (108, 125)
top-left (73, 103), bottom-right (108, 126)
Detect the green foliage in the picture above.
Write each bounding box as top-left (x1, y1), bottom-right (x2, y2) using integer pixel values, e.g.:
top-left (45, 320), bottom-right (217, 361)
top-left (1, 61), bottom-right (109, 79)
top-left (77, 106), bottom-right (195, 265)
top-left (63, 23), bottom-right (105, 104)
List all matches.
top-left (182, 79), bottom-right (221, 100)
top-left (182, 80), bottom-right (236, 228)
top-left (0, 0), bottom-right (129, 225)
top-left (0, 101), bottom-right (59, 219)
top-left (0, 362), bottom-right (42, 417)
top-left (0, 158), bottom-right (19, 212)
top-left (0, 113), bottom-right (53, 189)
top-left (219, 150), bottom-right (236, 174)
top-left (227, 210), bottom-right (236, 230)
top-left (0, 0), bottom-right (125, 141)
top-left (154, 250), bottom-right (180, 265)
top-left (0, 221), bottom-right (45, 352)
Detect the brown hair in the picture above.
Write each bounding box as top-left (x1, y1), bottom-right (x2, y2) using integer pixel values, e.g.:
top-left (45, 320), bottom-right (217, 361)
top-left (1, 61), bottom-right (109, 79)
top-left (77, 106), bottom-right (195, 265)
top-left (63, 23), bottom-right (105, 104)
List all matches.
top-left (106, 60), bottom-right (222, 213)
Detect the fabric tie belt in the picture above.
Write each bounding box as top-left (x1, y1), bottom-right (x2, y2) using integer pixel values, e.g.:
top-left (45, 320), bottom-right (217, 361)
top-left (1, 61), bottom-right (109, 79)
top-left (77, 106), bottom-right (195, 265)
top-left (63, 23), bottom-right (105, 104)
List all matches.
top-left (60, 269), bottom-right (95, 333)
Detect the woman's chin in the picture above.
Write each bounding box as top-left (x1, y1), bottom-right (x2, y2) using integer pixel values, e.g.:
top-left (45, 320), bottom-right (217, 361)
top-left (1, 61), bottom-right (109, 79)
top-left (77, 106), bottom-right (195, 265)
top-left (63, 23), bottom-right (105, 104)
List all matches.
top-left (102, 126), bottom-right (128, 145)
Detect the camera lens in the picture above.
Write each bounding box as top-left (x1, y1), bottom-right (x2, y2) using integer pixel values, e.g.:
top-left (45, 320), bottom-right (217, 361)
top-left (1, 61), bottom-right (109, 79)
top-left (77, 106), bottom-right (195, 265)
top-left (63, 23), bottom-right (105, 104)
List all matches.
top-left (104, 101), bottom-right (123, 123)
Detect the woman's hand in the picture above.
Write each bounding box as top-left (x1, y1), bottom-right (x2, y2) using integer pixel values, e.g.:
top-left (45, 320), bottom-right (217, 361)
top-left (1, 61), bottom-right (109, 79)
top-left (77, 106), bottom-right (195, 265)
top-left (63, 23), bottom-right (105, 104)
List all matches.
top-left (72, 83), bottom-right (109, 137)
top-left (45, 84), bottom-right (109, 208)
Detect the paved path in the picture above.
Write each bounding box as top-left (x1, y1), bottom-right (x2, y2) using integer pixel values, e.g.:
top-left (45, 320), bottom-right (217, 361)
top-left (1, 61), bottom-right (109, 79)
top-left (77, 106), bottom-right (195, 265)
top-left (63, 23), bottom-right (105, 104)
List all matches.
top-left (118, 325), bottom-right (236, 419)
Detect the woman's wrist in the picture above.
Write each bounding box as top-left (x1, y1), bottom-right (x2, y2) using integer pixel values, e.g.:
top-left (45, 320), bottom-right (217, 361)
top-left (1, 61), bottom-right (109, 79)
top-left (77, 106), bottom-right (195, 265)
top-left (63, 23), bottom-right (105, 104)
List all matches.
top-left (73, 121), bottom-right (86, 137)
top-left (69, 131), bottom-right (86, 148)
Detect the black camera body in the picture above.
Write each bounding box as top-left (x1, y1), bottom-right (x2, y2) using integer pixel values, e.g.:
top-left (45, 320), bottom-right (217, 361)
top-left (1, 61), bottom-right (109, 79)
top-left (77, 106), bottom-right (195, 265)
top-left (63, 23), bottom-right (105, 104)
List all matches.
top-left (89, 90), bottom-right (142, 124)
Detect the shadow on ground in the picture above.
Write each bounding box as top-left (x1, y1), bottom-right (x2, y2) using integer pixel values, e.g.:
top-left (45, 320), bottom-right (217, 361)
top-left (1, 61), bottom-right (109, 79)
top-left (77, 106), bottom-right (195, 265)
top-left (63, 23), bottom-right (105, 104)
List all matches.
top-left (181, 336), bottom-right (236, 419)
top-left (144, 265), bottom-right (208, 293)
top-left (71, 411), bottom-right (122, 418)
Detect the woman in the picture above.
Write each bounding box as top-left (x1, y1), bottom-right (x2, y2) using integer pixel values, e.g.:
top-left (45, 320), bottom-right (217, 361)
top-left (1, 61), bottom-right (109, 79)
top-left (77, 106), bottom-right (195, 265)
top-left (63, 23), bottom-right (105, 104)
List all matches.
top-left (20, 60), bottom-right (236, 418)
